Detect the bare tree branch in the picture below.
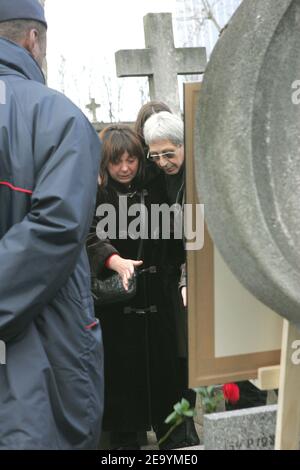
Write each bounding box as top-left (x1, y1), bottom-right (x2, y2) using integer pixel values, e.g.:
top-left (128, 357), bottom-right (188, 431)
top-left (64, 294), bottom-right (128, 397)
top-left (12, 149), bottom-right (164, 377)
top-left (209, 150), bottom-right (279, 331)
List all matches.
top-left (58, 55), bottom-right (66, 94)
top-left (176, 0), bottom-right (223, 34)
top-left (102, 75), bottom-right (115, 123)
top-left (201, 0), bottom-right (222, 32)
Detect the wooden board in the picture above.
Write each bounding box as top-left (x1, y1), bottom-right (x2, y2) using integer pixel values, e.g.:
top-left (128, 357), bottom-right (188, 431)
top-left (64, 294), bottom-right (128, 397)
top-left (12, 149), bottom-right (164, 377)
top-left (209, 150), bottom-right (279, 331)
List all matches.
top-left (185, 82), bottom-right (283, 387)
top-left (251, 366), bottom-right (280, 391)
top-left (275, 320), bottom-right (300, 450)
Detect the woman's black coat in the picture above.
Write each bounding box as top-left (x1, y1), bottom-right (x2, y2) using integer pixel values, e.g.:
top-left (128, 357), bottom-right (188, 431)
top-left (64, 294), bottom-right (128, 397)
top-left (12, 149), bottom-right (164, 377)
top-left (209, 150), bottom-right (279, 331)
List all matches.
top-left (87, 176), bottom-right (181, 432)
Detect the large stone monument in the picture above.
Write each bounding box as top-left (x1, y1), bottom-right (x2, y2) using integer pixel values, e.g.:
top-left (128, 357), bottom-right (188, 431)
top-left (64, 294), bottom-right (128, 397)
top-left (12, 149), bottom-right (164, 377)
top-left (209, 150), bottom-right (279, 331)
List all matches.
top-left (115, 13), bottom-right (207, 115)
top-left (195, 0), bottom-right (300, 327)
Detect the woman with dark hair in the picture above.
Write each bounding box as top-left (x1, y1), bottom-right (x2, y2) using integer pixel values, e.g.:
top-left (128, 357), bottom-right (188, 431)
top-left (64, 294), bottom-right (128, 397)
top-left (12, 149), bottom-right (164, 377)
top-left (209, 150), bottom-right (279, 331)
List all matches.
top-left (87, 125), bottom-right (179, 450)
top-left (135, 100), bottom-right (172, 150)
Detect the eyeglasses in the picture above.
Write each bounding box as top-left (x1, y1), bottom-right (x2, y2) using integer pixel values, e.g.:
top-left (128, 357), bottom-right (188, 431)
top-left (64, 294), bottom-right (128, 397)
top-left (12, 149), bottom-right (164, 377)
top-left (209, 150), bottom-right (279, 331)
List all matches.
top-left (147, 150), bottom-right (177, 162)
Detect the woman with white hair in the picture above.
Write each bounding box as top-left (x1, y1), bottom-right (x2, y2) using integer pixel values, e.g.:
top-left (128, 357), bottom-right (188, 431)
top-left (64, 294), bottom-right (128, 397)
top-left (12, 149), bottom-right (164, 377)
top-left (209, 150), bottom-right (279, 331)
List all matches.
top-left (143, 111), bottom-right (199, 449)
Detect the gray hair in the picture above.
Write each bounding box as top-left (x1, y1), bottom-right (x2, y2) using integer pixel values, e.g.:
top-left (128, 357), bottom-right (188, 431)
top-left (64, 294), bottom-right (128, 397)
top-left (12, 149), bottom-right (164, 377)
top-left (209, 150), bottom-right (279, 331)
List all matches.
top-left (0, 19), bottom-right (46, 46)
top-left (143, 111), bottom-right (184, 146)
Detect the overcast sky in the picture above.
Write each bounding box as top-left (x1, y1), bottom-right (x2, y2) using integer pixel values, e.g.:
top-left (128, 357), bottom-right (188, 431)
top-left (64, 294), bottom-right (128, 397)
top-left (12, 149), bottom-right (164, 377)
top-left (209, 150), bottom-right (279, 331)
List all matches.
top-left (45, 0), bottom-right (179, 122)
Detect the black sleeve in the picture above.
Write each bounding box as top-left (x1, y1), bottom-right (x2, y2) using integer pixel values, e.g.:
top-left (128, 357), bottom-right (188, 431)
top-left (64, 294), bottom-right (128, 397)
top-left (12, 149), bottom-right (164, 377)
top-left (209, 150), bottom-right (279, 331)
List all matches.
top-left (86, 189), bottom-right (119, 278)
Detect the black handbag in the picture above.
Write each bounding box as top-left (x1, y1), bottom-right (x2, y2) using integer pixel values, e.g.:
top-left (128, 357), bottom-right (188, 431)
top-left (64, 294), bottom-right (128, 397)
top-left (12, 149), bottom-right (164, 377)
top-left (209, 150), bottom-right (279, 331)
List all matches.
top-left (91, 190), bottom-right (145, 306)
top-left (91, 269), bottom-right (137, 306)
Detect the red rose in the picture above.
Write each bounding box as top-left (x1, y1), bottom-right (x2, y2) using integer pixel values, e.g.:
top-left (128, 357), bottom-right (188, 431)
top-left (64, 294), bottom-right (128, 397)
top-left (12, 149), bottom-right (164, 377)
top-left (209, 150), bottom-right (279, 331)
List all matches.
top-left (222, 383), bottom-right (240, 404)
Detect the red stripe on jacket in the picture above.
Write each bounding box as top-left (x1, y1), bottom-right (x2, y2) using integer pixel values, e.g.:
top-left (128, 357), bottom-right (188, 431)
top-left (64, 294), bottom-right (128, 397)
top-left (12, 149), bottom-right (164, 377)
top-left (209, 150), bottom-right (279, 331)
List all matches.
top-left (0, 181), bottom-right (33, 195)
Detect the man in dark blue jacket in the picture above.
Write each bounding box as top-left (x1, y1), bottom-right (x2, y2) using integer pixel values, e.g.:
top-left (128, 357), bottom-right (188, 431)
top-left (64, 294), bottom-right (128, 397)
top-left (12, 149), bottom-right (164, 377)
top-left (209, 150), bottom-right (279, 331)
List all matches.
top-left (0, 0), bottom-right (104, 449)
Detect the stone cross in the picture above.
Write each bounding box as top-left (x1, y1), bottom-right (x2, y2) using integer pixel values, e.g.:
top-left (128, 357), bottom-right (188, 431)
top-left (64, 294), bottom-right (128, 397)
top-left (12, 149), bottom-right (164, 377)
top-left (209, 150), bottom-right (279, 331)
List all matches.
top-left (86, 98), bottom-right (101, 123)
top-left (115, 13), bottom-right (207, 115)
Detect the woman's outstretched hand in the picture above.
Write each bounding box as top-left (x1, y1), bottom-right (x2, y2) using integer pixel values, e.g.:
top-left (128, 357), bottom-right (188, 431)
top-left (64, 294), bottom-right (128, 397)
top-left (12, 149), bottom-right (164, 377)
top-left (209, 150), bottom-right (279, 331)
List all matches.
top-left (107, 255), bottom-right (143, 290)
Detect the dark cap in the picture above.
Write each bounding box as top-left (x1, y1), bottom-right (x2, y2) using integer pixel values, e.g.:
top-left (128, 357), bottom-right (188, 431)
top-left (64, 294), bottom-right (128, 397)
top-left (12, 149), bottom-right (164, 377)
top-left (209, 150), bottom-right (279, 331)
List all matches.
top-left (0, 0), bottom-right (47, 28)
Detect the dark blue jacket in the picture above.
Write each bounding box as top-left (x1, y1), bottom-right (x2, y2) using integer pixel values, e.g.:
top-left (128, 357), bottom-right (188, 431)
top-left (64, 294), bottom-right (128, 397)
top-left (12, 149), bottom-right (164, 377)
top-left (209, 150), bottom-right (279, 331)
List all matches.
top-left (0, 38), bottom-right (103, 449)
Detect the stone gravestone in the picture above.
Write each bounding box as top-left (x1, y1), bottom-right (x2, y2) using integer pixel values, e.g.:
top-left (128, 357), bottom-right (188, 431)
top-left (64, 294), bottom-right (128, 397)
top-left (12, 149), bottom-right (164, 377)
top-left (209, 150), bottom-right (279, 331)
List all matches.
top-left (204, 405), bottom-right (277, 450)
top-left (195, 0), bottom-right (300, 327)
top-left (115, 13), bottom-right (207, 115)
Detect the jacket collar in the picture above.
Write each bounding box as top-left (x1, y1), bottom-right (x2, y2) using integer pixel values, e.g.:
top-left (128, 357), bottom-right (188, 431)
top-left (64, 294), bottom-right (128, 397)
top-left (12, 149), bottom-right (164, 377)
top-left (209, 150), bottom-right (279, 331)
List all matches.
top-left (107, 175), bottom-right (143, 195)
top-left (0, 37), bottom-right (45, 84)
